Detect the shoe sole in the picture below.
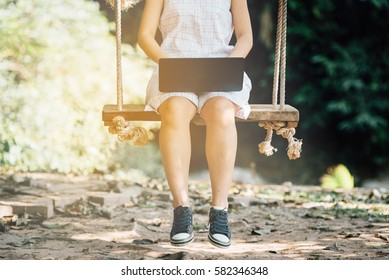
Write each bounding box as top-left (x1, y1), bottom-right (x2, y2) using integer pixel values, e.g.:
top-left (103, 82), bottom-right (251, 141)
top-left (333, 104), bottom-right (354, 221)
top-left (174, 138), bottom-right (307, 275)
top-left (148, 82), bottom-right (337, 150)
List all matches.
top-left (170, 234), bottom-right (194, 246)
top-left (208, 234), bottom-right (231, 248)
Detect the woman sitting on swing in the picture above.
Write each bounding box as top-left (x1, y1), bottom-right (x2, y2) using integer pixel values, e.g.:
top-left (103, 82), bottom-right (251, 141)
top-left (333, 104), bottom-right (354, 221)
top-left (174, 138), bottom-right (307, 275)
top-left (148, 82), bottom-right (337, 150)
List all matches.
top-left (138, 0), bottom-right (253, 248)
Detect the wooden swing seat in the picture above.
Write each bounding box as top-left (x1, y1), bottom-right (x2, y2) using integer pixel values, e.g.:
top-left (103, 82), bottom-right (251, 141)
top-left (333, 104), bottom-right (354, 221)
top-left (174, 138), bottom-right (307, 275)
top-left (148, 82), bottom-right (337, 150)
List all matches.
top-left (102, 103), bottom-right (299, 127)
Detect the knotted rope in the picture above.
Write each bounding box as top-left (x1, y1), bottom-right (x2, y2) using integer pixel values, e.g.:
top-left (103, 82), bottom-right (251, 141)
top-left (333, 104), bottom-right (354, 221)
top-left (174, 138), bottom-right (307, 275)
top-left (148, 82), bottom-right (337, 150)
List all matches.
top-left (258, 122), bottom-right (285, 156)
top-left (276, 126), bottom-right (303, 160)
top-left (108, 116), bottom-right (154, 145)
top-left (258, 122), bottom-right (302, 160)
top-left (107, 0), bottom-right (152, 145)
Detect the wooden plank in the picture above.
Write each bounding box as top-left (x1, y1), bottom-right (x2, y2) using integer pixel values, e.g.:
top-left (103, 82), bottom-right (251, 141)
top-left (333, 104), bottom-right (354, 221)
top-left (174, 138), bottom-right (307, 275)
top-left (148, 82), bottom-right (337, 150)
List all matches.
top-left (102, 104), bottom-right (299, 126)
top-left (103, 104), bottom-right (160, 126)
top-left (247, 104), bottom-right (299, 122)
top-left (287, 121), bottom-right (299, 128)
top-left (0, 199), bottom-right (54, 219)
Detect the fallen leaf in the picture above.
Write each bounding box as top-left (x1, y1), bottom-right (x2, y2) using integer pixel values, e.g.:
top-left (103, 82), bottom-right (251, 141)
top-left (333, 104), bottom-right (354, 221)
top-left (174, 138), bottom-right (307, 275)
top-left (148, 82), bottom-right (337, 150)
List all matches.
top-left (323, 243), bottom-right (340, 251)
top-left (7, 236), bottom-right (42, 247)
top-left (251, 228), bottom-right (271, 236)
top-left (160, 251), bottom-right (188, 260)
top-left (309, 226), bottom-right (333, 232)
top-left (144, 225), bottom-right (163, 233)
top-left (302, 210), bottom-right (336, 220)
top-left (132, 239), bottom-right (155, 245)
top-left (40, 223), bottom-right (67, 230)
top-left (376, 234), bottom-right (389, 242)
top-left (344, 232), bottom-right (361, 239)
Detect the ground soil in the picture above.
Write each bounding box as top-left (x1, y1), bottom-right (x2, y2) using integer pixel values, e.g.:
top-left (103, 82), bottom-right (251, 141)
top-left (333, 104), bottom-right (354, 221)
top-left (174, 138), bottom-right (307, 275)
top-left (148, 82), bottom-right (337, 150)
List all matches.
top-left (1, 173), bottom-right (388, 260)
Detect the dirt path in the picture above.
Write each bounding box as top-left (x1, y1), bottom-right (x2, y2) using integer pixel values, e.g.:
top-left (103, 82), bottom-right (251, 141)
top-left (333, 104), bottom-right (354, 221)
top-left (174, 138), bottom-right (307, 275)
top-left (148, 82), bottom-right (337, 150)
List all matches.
top-left (1, 173), bottom-right (389, 260)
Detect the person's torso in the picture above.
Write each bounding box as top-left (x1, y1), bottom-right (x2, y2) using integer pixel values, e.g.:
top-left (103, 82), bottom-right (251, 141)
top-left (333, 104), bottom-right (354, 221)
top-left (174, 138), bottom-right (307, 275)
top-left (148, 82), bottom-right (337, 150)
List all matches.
top-left (159, 0), bottom-right (234, 57)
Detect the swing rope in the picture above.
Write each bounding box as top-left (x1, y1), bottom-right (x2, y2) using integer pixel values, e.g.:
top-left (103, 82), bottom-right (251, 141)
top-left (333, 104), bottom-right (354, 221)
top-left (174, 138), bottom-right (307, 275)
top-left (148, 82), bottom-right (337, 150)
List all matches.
top-left (107, 0), bottom-right (153, 145)
top-left (115, 0), bottom-right (123, 111)
top-left (258, 0), bottom-right (302, 160)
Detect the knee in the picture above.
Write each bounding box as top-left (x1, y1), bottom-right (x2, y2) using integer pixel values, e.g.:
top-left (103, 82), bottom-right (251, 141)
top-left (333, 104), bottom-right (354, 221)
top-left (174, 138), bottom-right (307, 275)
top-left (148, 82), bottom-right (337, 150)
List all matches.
top-left (201, 98), bottom-right (237, 127)
top-left (159, 97), bottom-right (196, 127)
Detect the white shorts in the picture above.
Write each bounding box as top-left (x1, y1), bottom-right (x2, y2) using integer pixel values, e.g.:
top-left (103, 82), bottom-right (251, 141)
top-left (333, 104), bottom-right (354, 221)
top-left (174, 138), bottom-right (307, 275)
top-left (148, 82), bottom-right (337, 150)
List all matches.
top-left (144, 69), bottom-right (252, 119)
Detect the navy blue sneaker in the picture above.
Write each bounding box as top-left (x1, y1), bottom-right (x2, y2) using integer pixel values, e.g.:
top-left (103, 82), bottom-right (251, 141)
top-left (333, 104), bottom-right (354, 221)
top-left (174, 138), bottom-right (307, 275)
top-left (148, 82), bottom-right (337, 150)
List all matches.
top-left (208, 207), bottom-right (231, 248)
top-left (170, 206), bottom-right (194, 246)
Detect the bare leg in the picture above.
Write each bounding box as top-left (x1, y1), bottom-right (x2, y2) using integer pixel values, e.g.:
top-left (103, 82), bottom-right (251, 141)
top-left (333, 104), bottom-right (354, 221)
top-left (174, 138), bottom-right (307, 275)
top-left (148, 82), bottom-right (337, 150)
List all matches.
top-left (200, 97), bottom-right (239, 208)
top-left (158, 97), bottom-right (197, 208)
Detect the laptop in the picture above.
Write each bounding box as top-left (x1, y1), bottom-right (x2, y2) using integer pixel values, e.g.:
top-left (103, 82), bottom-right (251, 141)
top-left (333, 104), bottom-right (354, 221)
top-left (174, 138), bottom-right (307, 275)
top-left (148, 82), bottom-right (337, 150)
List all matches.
top-left (159, 57), bottom-right (245, 93)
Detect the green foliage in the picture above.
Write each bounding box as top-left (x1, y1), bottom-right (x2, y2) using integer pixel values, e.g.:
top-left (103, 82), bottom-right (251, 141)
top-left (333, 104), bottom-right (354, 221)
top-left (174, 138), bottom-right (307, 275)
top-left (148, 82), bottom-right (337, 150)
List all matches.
top-left (320, 164), bottom-right (354, 190)
top-left (208, 0), bottom-right (389, 184)
top-left (287, 0), bottom-right (389, 177)
top-left (0, 0), bottom-right (161, 175)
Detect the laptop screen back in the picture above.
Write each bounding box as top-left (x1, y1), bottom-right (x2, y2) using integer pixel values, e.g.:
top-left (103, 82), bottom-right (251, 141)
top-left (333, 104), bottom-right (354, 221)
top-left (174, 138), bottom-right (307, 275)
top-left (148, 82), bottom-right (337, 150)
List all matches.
top-left (159, 57), bottom-right (244, 93)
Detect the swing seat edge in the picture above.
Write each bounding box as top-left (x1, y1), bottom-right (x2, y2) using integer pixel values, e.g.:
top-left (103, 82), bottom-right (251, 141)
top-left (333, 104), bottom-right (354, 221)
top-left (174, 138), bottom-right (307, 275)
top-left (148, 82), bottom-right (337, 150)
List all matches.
top-left (102, 103), bottom-right (299, 127)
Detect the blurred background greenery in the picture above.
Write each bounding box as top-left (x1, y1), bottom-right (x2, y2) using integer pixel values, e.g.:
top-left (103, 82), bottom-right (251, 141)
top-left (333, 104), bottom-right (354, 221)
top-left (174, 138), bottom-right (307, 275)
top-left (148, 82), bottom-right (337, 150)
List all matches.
top-left (1, 0), bottom-right (388, 186)
top-left (0, 0), bottom-right (163, 178)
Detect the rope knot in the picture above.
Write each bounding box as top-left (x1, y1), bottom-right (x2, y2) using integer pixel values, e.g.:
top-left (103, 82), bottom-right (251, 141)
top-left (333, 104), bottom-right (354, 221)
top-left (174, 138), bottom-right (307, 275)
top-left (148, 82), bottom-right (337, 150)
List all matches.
top-left (276, 127), bottom-right (302, 160)
top-left (287, 138), bottom-right (303, 160)
top-left (108, 116), bottom-right (154, 146)
top-left (258, 121), bottom-right (302, 160)
top-left (258, 121), bottom-right (283, 157)
top-left (258, 140), bottom-right (278, 157)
